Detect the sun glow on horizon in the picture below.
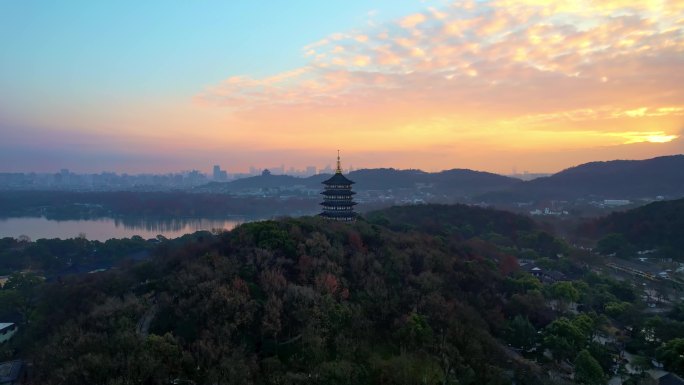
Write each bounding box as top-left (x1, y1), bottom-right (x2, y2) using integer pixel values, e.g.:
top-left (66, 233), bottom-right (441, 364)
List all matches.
top-left (612, 132), bottom-right (680, 144)
top-left (643, 135), bottom-right (678, 144)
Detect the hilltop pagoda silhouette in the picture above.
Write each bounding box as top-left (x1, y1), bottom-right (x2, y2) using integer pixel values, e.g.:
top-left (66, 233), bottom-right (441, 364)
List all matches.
top-left (320, 151), bottom-right (357, 222)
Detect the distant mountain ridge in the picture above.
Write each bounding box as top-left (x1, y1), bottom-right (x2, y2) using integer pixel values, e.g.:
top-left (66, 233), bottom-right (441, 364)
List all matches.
top-left (199, 154), bottom-right (684, 202)
top-left (199, 167), bottom-right (521, 197)
top-left (480, 155), bottom-right (684, 202)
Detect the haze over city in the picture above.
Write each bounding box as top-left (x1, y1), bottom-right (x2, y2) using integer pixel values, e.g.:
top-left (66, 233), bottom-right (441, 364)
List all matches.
top-left (1, 0), bottom-right (682, 174)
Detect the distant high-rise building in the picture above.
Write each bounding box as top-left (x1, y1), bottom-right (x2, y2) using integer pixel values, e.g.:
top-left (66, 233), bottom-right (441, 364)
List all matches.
top-left (306, 166), bottom-right (317, 176)
top-left (320, 151), bottom-right (357, 222)
top-left (213, 165), bottom-right (227, 181)
top-left (56, 168), bottom-right (71, 184)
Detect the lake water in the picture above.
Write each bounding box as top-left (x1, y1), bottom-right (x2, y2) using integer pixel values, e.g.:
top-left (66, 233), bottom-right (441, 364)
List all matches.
top-left (0, 217), bottom-right (244, 241)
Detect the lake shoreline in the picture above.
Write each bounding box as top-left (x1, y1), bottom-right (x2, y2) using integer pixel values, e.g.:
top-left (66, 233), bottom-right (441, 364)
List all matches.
top-left (0, 216), bottom-right (250, 242)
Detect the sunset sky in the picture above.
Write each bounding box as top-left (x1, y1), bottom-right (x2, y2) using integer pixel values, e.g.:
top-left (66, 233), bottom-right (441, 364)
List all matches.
top-left (1, 0), bottom-right (683, 174)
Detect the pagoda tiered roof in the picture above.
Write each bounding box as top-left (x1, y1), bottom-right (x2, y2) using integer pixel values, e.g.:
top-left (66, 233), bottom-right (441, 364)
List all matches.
top-left (320, 189), bottom-right (356, 196)
top-left (322, 173), bottom-right (355, 185)
top-left (320, 200), bottom-right (358, 207)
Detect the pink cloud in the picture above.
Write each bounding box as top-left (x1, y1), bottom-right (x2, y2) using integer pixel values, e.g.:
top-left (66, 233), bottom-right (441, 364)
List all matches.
top-left (194, 0), bottom-right (684, 165)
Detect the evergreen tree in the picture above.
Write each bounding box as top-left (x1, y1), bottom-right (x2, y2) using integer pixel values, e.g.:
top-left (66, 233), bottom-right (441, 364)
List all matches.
top-left (574, 350), bottom-right (605, 385)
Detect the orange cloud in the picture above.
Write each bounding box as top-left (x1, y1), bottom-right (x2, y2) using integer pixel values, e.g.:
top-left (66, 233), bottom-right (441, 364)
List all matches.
top-left (400, 13), bottom-right (427, 28)
top-left (194, 0), bottom-right (684, 173)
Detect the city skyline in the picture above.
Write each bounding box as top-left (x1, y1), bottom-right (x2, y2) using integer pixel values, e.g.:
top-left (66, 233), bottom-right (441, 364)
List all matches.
top-left (1, 1), bottom-right (683, 174)
top-left (0, 160), bottom-right (554, 178)
top-left (1, 161), bottom-right (353, 176)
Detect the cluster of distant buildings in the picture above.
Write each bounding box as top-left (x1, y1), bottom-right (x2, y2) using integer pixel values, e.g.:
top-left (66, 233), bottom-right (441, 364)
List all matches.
top-left (0, 169), bottom-right (209, 191)
top-left (211, 164), bottom-right (327, 181)
top-left (0, 163), bottom-right (355, 191)
top-left (526, 197), bottom-right (667, 217)
top-left (529, 207), bottom-right (570, 216)
top-left (0, 169), bottom-right (208, 191)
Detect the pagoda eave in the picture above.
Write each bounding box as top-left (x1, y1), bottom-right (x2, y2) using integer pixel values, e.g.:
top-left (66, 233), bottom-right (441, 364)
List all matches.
top-left (320, 201), bottom-right (358, 206)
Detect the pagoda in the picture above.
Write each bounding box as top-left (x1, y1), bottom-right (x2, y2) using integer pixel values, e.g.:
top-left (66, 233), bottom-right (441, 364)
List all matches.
top-left (320, 151), bottom-right (357, 222)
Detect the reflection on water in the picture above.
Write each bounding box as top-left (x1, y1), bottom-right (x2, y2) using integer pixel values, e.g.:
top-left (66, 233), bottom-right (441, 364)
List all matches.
top-left (0, 216), bottom-right (245, 241)
top-left (113, 217), bottom-right (244, 233)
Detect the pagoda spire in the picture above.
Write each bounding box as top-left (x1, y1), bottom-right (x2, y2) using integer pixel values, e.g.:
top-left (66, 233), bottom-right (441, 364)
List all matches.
top-left (336, 150), bottom-right (342, 174)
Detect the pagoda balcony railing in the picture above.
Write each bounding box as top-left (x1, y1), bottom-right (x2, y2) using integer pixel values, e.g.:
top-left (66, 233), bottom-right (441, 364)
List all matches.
top-left (321, 201), bottom-right (357, 206)
top-left (323, 207), bottom-right (354, 211)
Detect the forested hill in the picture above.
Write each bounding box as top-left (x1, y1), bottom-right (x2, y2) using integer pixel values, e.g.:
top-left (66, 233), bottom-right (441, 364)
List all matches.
top-left (12, 205), bottom-right (562, 384)
top-left (482, 155), bottom-right (684, 201)
top-left (350, 168), bottom-right (520, 194)
top-left (579, 197), bottom-right (684, 252)
top-left (201, 168), bottom-right (520, 196)
top-left (8, 204), bottom-right (684, 383)
top-left (366, 204), bottom-right (535, 237)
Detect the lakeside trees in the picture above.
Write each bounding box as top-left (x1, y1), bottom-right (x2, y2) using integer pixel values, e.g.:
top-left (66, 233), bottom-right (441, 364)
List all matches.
top-left (0, 235), bottom-right (152, 275)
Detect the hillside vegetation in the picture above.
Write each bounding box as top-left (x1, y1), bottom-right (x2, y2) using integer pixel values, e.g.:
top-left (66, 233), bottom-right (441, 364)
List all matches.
top-left (579, 197), bottom-right (684, 260)
top-left (482, 155), bottom-right (684, 201)
top-left (3, 204), bottom-right (684, 384)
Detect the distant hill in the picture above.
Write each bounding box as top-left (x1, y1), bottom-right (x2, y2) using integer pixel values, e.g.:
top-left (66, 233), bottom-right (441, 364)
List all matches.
top-left (212, 173), bottom-right (320, 191)
top-left (480, 155), bottom-right (684, 202)
top-left (431, 168), bottom-right (522, 195)
top-left (202, 155), bottom-right (684, 203)
top-left (200, 168), bottom-right (521, 197)
top-left (342, 168), bottom-right (429, 190)
top-left (579, 197), bottom-right (684, 252)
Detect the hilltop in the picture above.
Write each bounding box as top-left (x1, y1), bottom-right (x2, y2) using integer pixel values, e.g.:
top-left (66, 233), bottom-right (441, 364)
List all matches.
top-left (482, 155), bottom-right (684, 202)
